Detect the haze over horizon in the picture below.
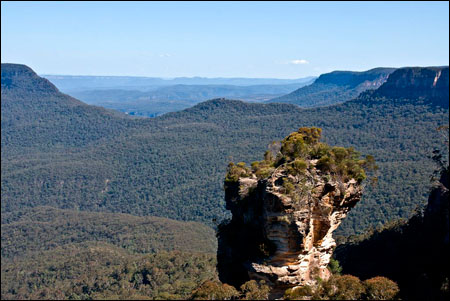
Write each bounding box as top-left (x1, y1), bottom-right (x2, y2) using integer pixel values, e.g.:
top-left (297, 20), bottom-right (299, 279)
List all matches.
top-left (38, 72), bottom-right (316, 80)
top-left (2, 1), bottom-right (449, 78)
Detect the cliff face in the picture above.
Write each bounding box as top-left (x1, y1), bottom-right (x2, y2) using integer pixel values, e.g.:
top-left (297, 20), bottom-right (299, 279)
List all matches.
top-left (314, 68), bottom-right (395, 88)
top-left (373, 66), bottom-right (449, 108)
top-left (217, 128), bottom-right (369, 296)
top-left (270, 68), bottom-right (395, 107)
top-left (1, 63), bottom-right (60, 94)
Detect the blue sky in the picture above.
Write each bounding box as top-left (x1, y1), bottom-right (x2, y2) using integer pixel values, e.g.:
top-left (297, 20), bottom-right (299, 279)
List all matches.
top-left (1, 1), bottom-right (449, 78)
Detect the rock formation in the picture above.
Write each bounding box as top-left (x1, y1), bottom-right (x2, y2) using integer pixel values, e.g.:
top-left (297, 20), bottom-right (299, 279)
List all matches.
top-left (313, 68), bottom-right (394, 88)
top-left (269, 67), bottom-right (395, 107)
top-left (373, 66), bottom-right (449, 108)
top-left (217, 127), bottom-right (373, 297)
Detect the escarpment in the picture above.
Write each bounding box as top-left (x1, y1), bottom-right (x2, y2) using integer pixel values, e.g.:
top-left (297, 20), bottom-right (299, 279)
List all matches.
top-left (217, 127), bottom-right (375, 297)
top-left (269, 68), bottom-right (395, 107)
top-left (373, 66), bottom-right (449, 108)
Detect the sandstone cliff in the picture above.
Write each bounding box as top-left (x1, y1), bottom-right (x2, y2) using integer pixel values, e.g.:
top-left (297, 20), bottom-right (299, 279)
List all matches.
top-left (217, 128), bottom-right (374, 297)
top-left (270, 68), bottom-right (395, 107)
top-left (373, 66), bottom-right (449, 108)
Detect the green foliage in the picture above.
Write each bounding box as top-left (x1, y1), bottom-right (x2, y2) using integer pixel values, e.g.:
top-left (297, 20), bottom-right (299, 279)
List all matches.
top-left (250, 150), bottom-right (277, 180)
top-left (283, 180), bottom-right (296, 194)
top-left (327, 275), bottom-right (366, 300)
top-left (279, 129), bottom-right (311, 160)
top-left (189, 279), bottom-right (270, 300)
top-left (310, 142), bottom-right (332, 159)
top-left (251, 161), bottom-right (260, 172)
top-left (284, 274), bottom-right (399, 300)
top-left (284, 286), bottom-right (313, 300)
top-left (315, 146), bottom-right (369, 183)
top-left (255, 167), bottom-right (274, 179)
top-left (240, 280), bottom-right (270, 300)
top-left (363, 276), bottom-right (399, 300)
top-left (1, 245), bottom-right (217, 300)
top-left (225, 162), bottom-right (251, 183)
top-left (328, 258), bottom-right (343, 275)
top-left (287, 158), bottom-right (308, 176)
top-left (250, 126), bottom-right (371, 186)
top-left (2, 64), bottom-right (449, 238)
top-left (1, 206), bottom-right (218, 300)
top-left (298, 127), bottom-right (323, 144)
top-left (189, 280), bottom-right (239, 300)
top-left (293, 158), bottom-right (308, 171)
top-left (1, 206), bottom-right (216, 259)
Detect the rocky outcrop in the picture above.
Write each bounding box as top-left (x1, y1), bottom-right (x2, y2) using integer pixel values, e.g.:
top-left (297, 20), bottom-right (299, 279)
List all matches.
top-left (1, 63), bottom-right (60, 94)
top-left (373, 66), bottom-right (449, 108)
top-left (217, 128), bottom-right (368, 297)
top-left (314, 68), bottom-right (395, 88)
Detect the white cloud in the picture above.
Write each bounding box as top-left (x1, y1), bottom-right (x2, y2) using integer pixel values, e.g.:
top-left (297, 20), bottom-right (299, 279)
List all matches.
top-left (159, 53), bottom-right (172, 58)
top-left (289, 59), bottom-right (309, 65)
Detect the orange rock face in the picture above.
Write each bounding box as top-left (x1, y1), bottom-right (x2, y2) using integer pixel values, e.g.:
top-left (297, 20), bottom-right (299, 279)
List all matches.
top-left (218, 158), bottom-right (363, 297)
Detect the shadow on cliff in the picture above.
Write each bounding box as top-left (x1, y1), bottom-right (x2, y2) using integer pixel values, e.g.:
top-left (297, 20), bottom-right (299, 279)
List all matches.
top-left (335, 165), bottom-right (449, 300)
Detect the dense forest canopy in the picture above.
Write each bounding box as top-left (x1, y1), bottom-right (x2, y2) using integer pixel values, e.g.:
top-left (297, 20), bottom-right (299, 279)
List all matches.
top-left (1, 206), bottom-right (217, 259)
top-left (1, 63), bottom-right (449, 300)
top-left (2, 64), bottom-right (449, 237)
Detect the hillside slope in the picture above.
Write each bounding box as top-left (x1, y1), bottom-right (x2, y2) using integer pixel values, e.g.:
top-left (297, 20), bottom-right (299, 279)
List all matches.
top-left (269, 68), bottom-right (395, 107)
top-left (1, 243), bottom-right (217, 300)
top-left (1, 64), bottom-right (132, 150)
top-left (1, 206), bottom-right (217, 259)
top-left (67, 82), bottom-right (312, 117)
top-left (1, 64), bottom-right (448, 237)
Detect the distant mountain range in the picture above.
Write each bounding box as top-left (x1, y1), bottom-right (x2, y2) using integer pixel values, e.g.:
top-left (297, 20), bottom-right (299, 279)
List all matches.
top-left (42, 74), bottom-right (316, 92)
top-left (70, 83), bottom-right (311, 103)
top-left (42, 67), bottom-right (449, 119)
top-left (269, 67), bottom-right (396, 107)
top-left (42, 74), bottom-right (315, 117)
top-left (66, 83), bottom-right (314, 117)
top-left (43, 68), bottom-right (402, 118)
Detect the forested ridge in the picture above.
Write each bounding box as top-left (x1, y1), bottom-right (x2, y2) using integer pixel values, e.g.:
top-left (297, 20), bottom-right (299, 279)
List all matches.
top-left (2, 64), bottom-right (449, 237)
top-left (66, 82), bottom-right (312, 117)
top-left (1, 244), bottom-right (217, 300)
top-left (1, 206), bottom-right (218, 300)
top-left (1, 63), bottom-right (449, 300)
top-left (269, 67), bottom-right (395, 107)
top-left (1, 206), bottom-right (216, 259)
